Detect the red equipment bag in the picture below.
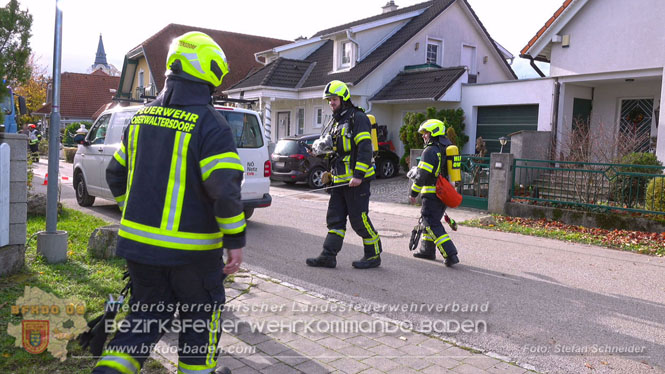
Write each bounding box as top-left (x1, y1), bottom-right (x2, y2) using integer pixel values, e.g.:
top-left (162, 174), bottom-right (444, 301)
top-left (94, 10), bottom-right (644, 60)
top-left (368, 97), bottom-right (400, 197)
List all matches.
top-left (436, 175), bottom-right (462, 208)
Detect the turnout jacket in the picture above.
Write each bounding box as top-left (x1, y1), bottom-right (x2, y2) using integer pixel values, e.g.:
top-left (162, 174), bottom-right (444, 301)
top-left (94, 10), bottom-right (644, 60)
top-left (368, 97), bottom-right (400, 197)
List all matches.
top-left (106, 76), bottom-right (246, 266)
top-left (329, 108), bottom-right (376, 184)
top-left (410, 136), bottom-right (454, 199)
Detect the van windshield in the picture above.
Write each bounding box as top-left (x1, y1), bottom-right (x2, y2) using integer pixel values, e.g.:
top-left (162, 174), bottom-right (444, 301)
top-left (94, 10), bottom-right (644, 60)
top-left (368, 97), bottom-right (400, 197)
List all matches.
top-left (218, 111), bottom-right (264, 149)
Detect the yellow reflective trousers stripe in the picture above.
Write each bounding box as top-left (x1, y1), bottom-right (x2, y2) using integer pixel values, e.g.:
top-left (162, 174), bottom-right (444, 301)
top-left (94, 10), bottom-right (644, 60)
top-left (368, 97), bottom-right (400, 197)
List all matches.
top-left (96, 350), bottom-right (141, 374)
top-left (361, 212), bottom-right (380, 256)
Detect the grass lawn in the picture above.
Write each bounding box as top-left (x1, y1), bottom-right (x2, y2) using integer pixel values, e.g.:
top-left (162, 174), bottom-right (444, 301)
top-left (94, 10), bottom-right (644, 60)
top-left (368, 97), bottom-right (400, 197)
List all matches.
top-left (462, 215), bottom-right (665, 256)
top-left (0, 208), bottom-right (168, 374)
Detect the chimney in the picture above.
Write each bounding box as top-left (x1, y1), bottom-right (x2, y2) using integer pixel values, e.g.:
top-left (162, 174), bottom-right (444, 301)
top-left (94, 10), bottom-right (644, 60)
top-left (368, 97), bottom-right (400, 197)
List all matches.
top-left (382, 0), bottom-right (398, 13)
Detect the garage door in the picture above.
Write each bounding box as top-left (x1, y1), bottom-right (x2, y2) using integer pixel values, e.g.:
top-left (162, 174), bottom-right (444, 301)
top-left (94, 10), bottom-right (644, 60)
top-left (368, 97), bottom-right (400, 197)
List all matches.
top-left (476, 105), bottom-right (538, 154)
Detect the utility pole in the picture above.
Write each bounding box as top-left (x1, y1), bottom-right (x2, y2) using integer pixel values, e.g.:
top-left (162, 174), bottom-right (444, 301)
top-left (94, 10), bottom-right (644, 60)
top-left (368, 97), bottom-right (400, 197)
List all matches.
top-left (37, 0), bottom-right (68, 263)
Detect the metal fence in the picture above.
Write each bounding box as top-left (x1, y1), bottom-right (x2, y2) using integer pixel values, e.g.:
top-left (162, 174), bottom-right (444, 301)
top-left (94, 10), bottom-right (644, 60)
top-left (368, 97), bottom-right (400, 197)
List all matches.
top-left (459, 155), bottom-right (490, 210)
top-left (511, 159), bottom-right (665, 215)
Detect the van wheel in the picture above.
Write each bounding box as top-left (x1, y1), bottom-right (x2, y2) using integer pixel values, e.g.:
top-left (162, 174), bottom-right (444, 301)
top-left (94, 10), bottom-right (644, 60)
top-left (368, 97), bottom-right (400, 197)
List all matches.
top-left (308, 167), bottom-right (326, 188)
top-left (74, 172), bottom-right (95, 207)
top-left (244, 208), bottom-right (254, 220)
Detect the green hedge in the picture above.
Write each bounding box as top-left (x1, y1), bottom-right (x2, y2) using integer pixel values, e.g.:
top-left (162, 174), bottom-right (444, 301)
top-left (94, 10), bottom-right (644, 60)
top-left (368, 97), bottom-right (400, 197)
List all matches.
top-left (398, 107), bottom-right (468, 171)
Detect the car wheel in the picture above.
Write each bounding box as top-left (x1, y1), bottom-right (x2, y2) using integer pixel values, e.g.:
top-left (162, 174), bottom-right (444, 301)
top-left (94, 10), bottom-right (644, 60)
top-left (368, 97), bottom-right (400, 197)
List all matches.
top-left (74, 172), bottom-right (95, 207)
top-left (378, 158), bottom-right (397, 178)
top-left (308, 167), bottom-right (326, 188)
top-left (244, 208), bottom-right (254, 220)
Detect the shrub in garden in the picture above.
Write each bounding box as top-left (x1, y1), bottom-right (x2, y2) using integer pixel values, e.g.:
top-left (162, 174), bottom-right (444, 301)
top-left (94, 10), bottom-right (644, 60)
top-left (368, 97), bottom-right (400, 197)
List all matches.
top-left (645, 176), bottom-right (665, 212)
top-left (610, 152), bottom-right (663, 207)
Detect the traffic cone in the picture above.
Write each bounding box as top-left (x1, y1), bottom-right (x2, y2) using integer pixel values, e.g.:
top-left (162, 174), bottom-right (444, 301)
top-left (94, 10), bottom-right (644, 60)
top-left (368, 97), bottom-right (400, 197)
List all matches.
top-left (43, 173), bottom-right (48, 185)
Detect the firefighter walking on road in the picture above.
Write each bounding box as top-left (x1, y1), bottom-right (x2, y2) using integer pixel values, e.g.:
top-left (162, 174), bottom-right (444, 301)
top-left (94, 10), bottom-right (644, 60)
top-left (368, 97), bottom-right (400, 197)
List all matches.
top-left (409, 119), bottom-right (460, 266)
top-left (306, 80), bottom-right (382, 269)
top-left (94, 32), bottom-right (245, 374)
top-left (27, 124), bottom-right (41, 162)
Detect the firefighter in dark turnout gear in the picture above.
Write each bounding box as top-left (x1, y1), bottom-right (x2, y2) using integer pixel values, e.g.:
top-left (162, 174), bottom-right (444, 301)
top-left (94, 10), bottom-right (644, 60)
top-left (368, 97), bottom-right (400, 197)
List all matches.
top-left (28, 124), bottom-right (41, 162)
top-left (94, 32), bottom-right (245, 374)
top-left (409, 119), bottom-right (459, 266)
top-left (306, 80), bottom-right (382, 269)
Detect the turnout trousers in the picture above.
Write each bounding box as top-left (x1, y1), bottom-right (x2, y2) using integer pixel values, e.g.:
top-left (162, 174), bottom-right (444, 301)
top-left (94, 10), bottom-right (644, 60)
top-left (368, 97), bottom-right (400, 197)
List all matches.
top-left (421, 196), bottom-right (458, 257)
top-left (93, 259), bottom-right (226, 374)
top-left (322, 181), bottom-right (382, 258)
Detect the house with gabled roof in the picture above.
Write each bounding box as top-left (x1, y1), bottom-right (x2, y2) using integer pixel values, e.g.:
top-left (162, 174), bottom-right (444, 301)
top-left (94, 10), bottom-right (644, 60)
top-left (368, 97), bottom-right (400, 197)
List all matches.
top-left (519, 0), bottom-right (665, 163)
top-left (459, 0), bottom-right (665, 161)
top-left (225, 0), bottom-right (516, 157)
top-left (34, 71), bottom-right (120, 128)
top-left (114, 23), bottom-right (291, 102)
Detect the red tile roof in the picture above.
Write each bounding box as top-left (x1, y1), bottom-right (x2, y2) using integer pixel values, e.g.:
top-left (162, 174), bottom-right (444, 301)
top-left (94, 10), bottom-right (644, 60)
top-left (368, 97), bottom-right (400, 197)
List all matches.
top-left (520, 0), bottom-right (573, 58)
top-left (136, 23), bottom-right (291, 94)
top-left (35, 71), bottom-right (120, 119)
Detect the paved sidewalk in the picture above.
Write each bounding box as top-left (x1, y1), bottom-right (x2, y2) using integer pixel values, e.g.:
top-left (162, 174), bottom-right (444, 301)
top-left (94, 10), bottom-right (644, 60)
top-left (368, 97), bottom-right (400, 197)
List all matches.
top-left (151, 270), bottom-right (536, 374)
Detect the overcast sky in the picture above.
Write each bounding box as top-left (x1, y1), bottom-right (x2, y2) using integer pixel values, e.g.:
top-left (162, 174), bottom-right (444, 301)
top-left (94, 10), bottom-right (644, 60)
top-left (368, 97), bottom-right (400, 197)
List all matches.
top-left (7, 0), bottom-right (560, 79)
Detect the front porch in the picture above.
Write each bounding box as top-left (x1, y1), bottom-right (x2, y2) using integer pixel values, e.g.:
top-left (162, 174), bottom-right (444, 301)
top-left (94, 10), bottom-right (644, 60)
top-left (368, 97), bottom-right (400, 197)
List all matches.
top-left (555, 68), bottom-right (664, 163)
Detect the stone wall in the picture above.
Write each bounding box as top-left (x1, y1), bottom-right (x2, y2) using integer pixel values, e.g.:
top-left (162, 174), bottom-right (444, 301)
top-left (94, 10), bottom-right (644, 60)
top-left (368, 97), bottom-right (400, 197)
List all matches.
top-left (0, 133), bottom-right (28, 276)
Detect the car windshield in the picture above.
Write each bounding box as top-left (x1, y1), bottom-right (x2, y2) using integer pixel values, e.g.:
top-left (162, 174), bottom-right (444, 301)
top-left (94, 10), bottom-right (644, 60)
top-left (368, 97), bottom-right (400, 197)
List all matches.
top-left (218, 111), bottom-right (264, 148)
top-left (273, 140), bottom-right (302, 155)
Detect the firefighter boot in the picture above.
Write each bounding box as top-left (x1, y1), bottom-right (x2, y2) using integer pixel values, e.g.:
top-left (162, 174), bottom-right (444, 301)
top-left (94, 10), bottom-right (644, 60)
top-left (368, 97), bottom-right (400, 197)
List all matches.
top-left (445, 255), bottom-right (459, 267)
top-left (413, 240), bottom-right (436, 260)
top-left (306, 233), bottom-right (342, 268)
top-left (306, 254), bottom-right (336, 268)
top-left (352, 239), bottom-right (382, 269)
top-left (441, 240), bottom-right (459, 267)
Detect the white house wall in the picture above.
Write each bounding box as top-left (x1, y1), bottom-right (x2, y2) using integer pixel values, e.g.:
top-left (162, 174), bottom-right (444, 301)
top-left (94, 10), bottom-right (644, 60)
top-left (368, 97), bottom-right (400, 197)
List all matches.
top-left (549, 0), bottom-right (665, 76)
top-left (460, 78), bottom-right (556, 154)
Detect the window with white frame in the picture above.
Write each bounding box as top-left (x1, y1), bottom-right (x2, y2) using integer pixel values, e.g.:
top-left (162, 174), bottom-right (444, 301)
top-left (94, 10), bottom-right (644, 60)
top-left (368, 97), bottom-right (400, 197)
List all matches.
top-left (313, 106), bottom-right (323, 128)
top-left (340, 41), bottom-right (353, 69)
top-left (138, 70), bottom-right (145, 88)
top-left (296, 108), bottom-right (305, 135)
top-left (426, 38), bottom-right (442, 65)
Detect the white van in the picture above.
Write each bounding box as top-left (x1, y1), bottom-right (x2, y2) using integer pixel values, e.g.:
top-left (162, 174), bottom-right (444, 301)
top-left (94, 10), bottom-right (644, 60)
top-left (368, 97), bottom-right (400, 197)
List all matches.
top-left (73, 104), bottom-right (271, 219)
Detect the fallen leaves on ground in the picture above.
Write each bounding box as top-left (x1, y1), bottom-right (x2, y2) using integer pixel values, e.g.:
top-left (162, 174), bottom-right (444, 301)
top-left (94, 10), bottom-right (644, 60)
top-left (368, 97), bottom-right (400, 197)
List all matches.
top-left (475, 216), bottom-right (665, 255)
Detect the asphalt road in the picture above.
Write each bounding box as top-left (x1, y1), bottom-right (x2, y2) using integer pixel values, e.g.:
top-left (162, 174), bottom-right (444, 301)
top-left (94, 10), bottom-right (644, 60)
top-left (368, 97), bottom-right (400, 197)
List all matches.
top-left (32, 159), bottom-right (665, 374)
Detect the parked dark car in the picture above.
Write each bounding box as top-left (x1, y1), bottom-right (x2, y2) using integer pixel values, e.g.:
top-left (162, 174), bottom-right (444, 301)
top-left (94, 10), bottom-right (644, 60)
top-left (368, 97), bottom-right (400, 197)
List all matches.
top-left (271, 132), bottom-right (400, 188)
top-left (271, 134), bottom-right (327, 188)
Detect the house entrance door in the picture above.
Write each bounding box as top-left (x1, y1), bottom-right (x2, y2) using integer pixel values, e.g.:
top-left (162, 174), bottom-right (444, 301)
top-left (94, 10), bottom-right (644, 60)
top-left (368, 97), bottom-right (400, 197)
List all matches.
top-left (277, 111), bottom-right (291, 140)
